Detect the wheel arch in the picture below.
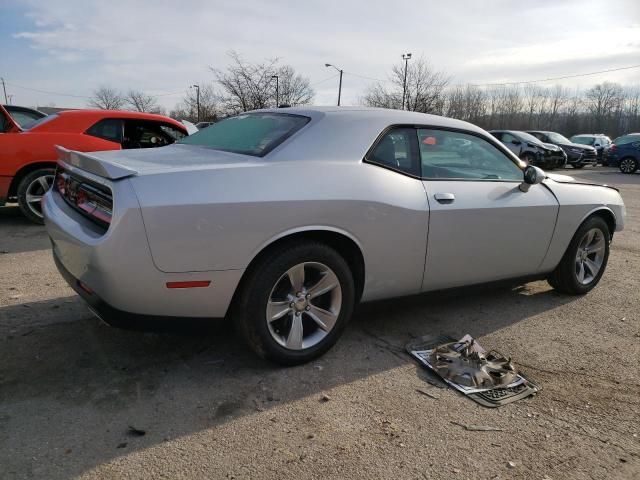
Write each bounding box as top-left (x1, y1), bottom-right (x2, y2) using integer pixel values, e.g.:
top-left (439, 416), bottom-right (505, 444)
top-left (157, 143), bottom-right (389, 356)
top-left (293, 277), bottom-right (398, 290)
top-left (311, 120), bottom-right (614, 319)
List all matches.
top-left (580, 207), bottom-right (616, 239)
top-left (236, 227), bottom-right (366, 303)
top-left (8, 161), bottom-right (57, 198)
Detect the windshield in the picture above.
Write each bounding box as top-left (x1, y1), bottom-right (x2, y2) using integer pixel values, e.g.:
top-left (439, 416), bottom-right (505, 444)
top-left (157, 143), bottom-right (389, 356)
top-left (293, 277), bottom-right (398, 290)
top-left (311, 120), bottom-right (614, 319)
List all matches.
top-left (516, 132), bottom-right (542, 144)
top-left (547, 132), bottom-right (571, 144)
top-left (179, 113), bottom-right (310, 156)
top-left (571, 136), bottom-right (594, 146)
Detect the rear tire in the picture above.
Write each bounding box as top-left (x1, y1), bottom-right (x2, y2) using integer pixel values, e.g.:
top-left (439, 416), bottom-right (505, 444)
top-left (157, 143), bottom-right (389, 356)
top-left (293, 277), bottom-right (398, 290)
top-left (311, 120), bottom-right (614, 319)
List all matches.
top-left (17, 168), bottom-right (55, 225)
top-left (233, 241), bottom-right (355, 365)
top-left (619, 157), bottom-right (638, 174)
top-left (548, 216), bottom-right (610, 295)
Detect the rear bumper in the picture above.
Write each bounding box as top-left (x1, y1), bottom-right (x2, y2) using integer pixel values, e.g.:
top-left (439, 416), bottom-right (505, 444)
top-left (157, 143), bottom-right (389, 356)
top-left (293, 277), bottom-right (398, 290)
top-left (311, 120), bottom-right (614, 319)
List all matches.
top-left (52, 249), bottom-right (224, 328)
top-left (43, 184), bottom-right (244, 320)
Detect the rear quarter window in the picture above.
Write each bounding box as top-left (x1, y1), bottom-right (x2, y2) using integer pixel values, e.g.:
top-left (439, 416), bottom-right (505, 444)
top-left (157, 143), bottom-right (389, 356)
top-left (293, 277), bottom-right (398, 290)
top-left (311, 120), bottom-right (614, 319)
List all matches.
top-left (86, 118), bottom-right (124, 143)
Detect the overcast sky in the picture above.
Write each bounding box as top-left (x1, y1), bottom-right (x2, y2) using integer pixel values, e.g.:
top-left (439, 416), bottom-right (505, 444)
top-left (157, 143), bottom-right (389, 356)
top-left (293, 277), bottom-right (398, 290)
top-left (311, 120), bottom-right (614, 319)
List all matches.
top-left (1, 0), bottom-right (639, 110)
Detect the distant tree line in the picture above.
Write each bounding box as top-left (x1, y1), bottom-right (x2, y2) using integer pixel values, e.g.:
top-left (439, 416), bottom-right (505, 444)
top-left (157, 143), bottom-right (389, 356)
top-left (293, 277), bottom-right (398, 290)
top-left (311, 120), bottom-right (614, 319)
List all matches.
top-left (88, 51), bottom-right (315, 123)
top-left (87, 53), bottom-right (639, 137)
top-left (363, 57), bottom-right (640, 138)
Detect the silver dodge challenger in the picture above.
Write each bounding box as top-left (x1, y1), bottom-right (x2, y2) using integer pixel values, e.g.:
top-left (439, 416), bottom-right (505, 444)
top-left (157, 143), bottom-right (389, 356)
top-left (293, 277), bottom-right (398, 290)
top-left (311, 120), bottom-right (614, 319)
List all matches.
top-left (43, 107), bottom-right (626, 364)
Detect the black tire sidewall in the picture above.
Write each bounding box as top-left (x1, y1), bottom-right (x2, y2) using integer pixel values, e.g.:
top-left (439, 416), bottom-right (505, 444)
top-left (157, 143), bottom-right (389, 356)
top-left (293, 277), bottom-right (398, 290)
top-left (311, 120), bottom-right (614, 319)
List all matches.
top-left (236, 242), bottom-right (355, 365)
top-left (17, 167), bottom-right (55, 224)
top-left (556, 216), bottom-right (610, 294)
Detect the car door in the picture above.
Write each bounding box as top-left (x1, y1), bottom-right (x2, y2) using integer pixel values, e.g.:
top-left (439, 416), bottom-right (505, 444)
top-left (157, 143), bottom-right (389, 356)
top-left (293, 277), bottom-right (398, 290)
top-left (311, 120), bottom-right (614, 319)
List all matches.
top-left (418, 127), bottom-right (559, 291)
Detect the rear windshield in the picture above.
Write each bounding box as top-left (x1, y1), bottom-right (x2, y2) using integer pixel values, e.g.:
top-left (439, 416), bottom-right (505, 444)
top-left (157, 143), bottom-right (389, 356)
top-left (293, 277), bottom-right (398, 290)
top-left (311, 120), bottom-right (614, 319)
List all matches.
top-left (179, 113), bottom-right (309, 157)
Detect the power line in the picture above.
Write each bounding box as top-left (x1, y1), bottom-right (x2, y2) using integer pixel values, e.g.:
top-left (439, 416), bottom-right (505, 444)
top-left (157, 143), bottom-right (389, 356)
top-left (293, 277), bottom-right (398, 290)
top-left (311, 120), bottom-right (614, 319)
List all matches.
top-left (4, 81), bottom-right (91, 99)
top-left (310, 73), bottom-right (339, 87)
top-left (468, 64), bottom-right (640, 87)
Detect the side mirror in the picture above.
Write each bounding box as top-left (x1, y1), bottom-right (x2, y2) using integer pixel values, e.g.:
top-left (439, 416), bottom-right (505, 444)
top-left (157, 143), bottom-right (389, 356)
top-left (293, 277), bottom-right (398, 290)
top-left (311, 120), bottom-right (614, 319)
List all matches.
top-left (520, 165), bottom-right (545, 192)
top-left (511, 139), bottom-right (521, 145)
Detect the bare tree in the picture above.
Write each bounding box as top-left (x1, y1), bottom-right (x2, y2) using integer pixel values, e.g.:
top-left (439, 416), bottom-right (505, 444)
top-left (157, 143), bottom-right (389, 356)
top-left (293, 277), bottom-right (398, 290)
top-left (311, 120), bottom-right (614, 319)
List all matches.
top-left (125, 90), bottom-right (160, 113)
top-left (88, 86), bottom-right (125, 110)
top-left (584, 82), bottom-right (625, 132)
top-left (170, 84), bottom-right (220, 123)
top-left (212, 51), bottom-right (314, 114)
top-left (363, 57), bottom-right (450, 113)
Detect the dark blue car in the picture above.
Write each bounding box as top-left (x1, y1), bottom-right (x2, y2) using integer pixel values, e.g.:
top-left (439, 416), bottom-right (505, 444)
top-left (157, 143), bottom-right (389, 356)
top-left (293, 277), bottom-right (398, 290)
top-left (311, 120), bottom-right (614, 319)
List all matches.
top-left (607, 133), bottom-right (640, 173)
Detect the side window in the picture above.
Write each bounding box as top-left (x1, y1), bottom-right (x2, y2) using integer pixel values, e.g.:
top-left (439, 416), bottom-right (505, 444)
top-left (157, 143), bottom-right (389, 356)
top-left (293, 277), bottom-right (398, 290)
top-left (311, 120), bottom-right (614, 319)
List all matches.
top-left (122, 120), bottom-right (181, 149)
top-left (490, 132), bottom-right (503, 141)
top-left (418, 129), bottom-right (523, 181)
top-left (501, 133), bottom-right (519, 144)
top-left (86, 118), bottom-right (124, 143)
top-left (367, 127), bottom-right (419, 176)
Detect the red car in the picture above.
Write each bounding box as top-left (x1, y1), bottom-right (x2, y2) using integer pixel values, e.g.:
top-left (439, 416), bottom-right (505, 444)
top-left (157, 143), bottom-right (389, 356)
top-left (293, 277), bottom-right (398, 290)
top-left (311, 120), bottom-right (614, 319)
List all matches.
top-left (0, 107), bottom-right (187, 223)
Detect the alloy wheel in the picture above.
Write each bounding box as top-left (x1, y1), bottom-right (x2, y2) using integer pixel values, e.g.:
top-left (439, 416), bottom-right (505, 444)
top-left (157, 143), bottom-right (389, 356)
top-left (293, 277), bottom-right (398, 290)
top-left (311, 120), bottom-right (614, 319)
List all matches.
top-left (266, 262), bottom-right (342, 350)
top-left (619, 158), bottom-right (636, 173)
top-left (574, 228), bottom-right (606, 285)
top-left (25, 174), bottom-right (54, 219)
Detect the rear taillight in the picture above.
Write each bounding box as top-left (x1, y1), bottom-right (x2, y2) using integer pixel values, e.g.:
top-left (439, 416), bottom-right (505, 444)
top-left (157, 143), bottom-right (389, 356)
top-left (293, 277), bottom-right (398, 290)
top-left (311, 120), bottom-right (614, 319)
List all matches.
top-left (55, 167), bottom-right (112, 228)
top-left (610, 144), bottom-right (617, 152)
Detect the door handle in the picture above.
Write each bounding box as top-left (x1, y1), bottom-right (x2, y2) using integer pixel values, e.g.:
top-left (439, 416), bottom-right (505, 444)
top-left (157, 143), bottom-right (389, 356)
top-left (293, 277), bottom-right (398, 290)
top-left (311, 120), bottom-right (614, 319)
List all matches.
top-left (434, 192), bottom-right (455, 204)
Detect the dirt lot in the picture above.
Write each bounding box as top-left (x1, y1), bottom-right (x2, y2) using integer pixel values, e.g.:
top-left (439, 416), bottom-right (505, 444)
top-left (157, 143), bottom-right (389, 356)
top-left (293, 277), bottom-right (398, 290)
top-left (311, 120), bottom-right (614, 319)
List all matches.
top-left (1, 167), bottom-right (638, 480)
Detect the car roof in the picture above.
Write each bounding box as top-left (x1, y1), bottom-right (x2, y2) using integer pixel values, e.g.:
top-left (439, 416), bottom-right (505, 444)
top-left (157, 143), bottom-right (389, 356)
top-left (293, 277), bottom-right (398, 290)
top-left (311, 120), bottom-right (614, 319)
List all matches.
top-left (255, 106), bottom-right (487, 133)
top-left (241, 106), bottom-right (493, 162)
top-left (29, 109), bottom-right (186, 133)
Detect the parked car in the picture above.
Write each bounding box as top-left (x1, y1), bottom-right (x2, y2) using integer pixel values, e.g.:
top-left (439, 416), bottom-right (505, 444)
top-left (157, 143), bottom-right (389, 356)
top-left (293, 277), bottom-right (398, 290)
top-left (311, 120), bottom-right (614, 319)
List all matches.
top-left (195, 121), bottom-right (214, 130)
top-left (43, 107), bottom-right (625, 365)
top-left (606, 133), bottom-right (640, 173)
top-left (569, 133), bottom-right (612, 164)
top-left (527, 130), bottom-right (597, 168)
top-left (0, 106), bottom-right (187, 223)
top-left (2, 104), bottom-right (47, 129)
top-left (489, 130), bottom-right (566, 169)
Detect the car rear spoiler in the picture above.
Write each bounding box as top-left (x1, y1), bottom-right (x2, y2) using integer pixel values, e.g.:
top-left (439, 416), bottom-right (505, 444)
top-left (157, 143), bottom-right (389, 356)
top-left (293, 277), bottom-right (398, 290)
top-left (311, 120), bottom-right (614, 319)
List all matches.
top-left (55, 146), bottom-right (137, 180)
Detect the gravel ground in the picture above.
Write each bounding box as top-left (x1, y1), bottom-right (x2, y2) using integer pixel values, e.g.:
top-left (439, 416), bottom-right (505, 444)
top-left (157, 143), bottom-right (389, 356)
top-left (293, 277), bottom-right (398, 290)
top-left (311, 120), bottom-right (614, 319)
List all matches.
top-left (1, 167), bottom-right (638, 480)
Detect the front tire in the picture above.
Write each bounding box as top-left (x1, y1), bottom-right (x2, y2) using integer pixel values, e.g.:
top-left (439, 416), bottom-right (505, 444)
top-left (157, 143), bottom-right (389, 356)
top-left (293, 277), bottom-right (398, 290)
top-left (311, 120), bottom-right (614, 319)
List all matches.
top-left (548, 216), bottom-right (610, 295)
top-left (234, 241), bottom-right (355, 365)
top-left (17, 168), bottom-right (55, 224)
top-left (619, 157), bottom-right (638, 174)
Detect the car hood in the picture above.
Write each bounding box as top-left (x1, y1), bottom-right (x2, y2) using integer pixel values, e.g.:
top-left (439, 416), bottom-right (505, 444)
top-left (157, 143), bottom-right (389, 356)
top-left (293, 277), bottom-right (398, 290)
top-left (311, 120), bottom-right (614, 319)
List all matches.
top-left (544, 172), bottom-right (619, 191)
top-left (57, 144), bottom-right (262, 180)
top-left (558, 142), bottom-right (596, 152)
top-left (541, 142), bottom-right (562, 151)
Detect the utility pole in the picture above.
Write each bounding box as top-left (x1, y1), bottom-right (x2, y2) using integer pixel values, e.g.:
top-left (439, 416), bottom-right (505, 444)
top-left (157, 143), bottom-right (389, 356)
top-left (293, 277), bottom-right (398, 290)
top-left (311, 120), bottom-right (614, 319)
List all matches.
top-left (401, 53), bottom-right (412, 110)
top-left (271, 75), bottom-right (279, 107)
top-left (1, 78), bottom-right (7, 104)
top-left (191, 84), bottom-right (200, 122)
top-left (325, 64), bottom-right (343, 106)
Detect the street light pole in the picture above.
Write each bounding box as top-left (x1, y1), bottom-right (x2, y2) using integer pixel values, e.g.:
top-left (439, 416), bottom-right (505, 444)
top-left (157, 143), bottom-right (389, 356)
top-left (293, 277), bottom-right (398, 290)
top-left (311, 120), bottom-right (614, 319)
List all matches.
top-left (191, 84), bottom-right (200, 122)
top-left (401, 53), bottom-right (412, 110)
top-left (271, 75), bottom-right (279, 107)
top-left (1, 78), bottom-right (7, 104)
top-left (325, 63), bottom-right (343, 106)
